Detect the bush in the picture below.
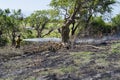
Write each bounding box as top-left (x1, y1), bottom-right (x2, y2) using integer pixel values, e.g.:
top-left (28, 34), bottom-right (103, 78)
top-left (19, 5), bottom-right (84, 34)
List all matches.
top-left (0, 37), bottom-right (8, 46)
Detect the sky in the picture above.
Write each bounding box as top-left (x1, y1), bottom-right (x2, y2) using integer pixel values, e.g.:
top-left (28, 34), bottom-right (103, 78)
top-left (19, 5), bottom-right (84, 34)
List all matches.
top-left (0, 0), bottom-right (120, 17)
top-left (0, 0), bottom-right (51, 16)
top-left (111, 0), bottom-right (120, 16)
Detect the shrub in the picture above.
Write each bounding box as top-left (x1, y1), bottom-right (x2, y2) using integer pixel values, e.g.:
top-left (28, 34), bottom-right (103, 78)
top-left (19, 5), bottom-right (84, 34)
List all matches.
top-left (0, 37), bottom-right (8, 46)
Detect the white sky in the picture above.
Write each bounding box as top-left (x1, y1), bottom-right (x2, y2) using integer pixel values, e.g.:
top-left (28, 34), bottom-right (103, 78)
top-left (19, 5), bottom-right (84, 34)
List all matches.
top-left (0, 0), bottom-right (120, 17)
top-left (0, 0), bottom-right (51, 16)
top-left (111, 0), bottom-right (120, 16)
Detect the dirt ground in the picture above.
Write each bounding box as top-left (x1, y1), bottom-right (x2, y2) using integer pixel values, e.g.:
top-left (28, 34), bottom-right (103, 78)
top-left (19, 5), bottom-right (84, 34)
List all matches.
top-left (0, 41), bottom-right (120, 80)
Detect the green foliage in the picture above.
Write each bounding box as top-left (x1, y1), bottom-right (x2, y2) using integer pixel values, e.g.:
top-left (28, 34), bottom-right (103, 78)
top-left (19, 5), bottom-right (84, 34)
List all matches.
top-left (0, 8), bottom-right (24, 45)
top-left (28, 10), bottom-right (49, 27)
top-left (92, 16), bottom-right (105, 27)
top-left (112, 14), bottom-right (120, 27)
top-left (89, 16), bottom-right (113, 35)
top-left (91, 16), bottom-right (105, 34)
top-left (50, 0), bottom-right (75, 9)
top-left (112, 14), bottom-right (120, 33)
top-left (0, 37), bottom-right (8, 46)
top-left (22, 30), bottom-right (36, 39)
top-left (44, 31), bottom-right (61, 38)
top-left (48, 9), bottom-right (61, 21)
top-left (27, 9), bottom-right (62, 38)
top-left (104, 23), bottom-right (113, 33)
top-left (28, 10), bottom-right (50, 37)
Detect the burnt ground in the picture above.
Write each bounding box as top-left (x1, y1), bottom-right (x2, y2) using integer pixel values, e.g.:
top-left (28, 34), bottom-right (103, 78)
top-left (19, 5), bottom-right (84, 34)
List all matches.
top-left (0, 41), bottom-right (120, 80)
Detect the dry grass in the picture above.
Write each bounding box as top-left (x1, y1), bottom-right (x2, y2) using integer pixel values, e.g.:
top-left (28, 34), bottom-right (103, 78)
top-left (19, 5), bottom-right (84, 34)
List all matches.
top-left (0, 46), bottom-right (23, 62)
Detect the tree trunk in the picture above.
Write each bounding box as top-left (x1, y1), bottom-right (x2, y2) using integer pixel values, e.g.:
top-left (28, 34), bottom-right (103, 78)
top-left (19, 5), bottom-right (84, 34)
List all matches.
top-left (61, 1), bottom-right (81, 43)
top-left (71, 21), bottom-right (80, 36)
top-left (12, 31), bottom-right (16, 46)
top-left (62, 26), bottom-right (70, 43)
top-left (37, 30), bottom-right (41, 38)
top-left (0, 30), bottom-right (2, 38)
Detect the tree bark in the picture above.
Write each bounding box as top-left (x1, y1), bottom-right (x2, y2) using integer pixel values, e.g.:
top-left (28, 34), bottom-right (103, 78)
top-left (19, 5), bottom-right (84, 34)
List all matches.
top-left (0, 30), bottom-right (2, 38)
top-left (12, 31), bottom-right (16, 46)
top-left (36, 26), bottom-right (40, 38)
top-left (36, 21), bottom-right (48, 38)
top-left (42, 28), bottom-right (54, 37)
top-left (62, 25), bottom-right (70, 43)
top-left (61, 1), bottom-right (81, 43)
top-left (71, 21), bottom-right (80, 36)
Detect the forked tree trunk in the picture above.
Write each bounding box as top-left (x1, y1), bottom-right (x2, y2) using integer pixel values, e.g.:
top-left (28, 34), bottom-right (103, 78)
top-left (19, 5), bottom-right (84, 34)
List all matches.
top-left (61, 12), bottom-right (78, 43)
top-left (61, 1), bottom-right (81, 43)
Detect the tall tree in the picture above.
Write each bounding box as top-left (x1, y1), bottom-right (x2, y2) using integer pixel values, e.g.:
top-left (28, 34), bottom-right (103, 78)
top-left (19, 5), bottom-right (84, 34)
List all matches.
top-left (50, 0), bottom-right (116, 43)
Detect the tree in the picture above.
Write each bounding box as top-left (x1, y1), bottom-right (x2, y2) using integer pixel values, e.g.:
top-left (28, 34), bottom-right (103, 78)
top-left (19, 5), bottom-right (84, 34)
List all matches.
top-left (50, 0), bottom-right (116, 43)
top-left (9, 9), bottom-right (23, 46)
top-left (0, 9), bottom-right (12, 45)
top-left (28, 9), bottom-right (60, 38)
top-left (0, 8), bottom-right (24, 46)
top-left (28, 10), bottom-right (49, 37)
